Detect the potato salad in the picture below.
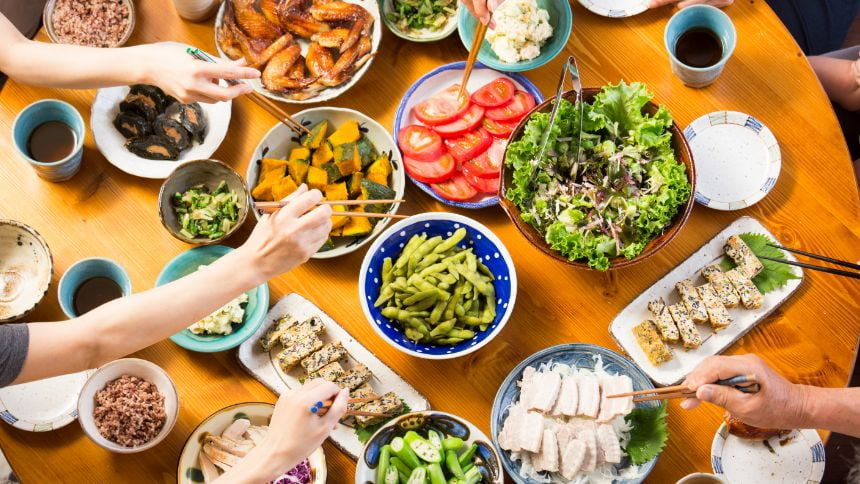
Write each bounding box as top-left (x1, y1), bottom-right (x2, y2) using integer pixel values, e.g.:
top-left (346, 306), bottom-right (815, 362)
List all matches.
top-left (188, 292), bottom-right (249, 335)
top-left (487, 0), bottom-right (552, 63)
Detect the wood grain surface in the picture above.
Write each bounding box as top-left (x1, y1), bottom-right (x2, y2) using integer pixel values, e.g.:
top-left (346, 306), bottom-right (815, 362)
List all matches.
top-left (0, 0), bottom-right (858, 482)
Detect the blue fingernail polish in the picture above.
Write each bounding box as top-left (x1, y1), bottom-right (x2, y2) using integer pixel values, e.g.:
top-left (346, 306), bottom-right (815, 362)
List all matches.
top-left (316, 401), bottom-right (324, 408)
top-left (310, 406), bottom-right (318, 413)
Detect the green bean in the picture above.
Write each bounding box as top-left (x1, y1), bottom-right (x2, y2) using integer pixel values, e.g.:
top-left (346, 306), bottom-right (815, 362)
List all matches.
top-left (433, 228), bottom-right (467, 254)
top-left (429, 319), bottom-right (455, 338)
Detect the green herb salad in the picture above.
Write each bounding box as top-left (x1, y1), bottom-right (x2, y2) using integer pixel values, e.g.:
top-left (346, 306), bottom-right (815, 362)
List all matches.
top-left (505, 82), bottom-right (691, 270)
top-left (386, 0), bottom-right (457, 34)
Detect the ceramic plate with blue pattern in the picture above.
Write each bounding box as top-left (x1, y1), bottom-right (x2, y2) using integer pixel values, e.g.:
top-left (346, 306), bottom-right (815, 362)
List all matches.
top-left (684, 111), bottom-right (781, 211)
top-left (393, 62), bottom-right (543, 209)
top-left (711, 423), bottom-right (824, 483)
top-left (0, 369), bottom-right (94, 432)
top-left (359, 213), bottom-right (516, 359)
top-left (577, 0), bottom-right (648, 18)
top-left (490, 343), bottom-right (661, 483)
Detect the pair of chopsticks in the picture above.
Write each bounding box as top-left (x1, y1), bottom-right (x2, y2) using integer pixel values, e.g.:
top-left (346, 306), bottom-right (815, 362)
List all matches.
top-left (760, 244), bottom-right (860, 280)
top-left (457, 16), bottom-right (491, 101)
top-left (311, 394), bottom-right (389, 418)
top-left (254, 199), bottom-right (408, 219)
top-left (607, 375), bottom-right (760, 403)
top-left (186, 48), bottom-right (311, 136)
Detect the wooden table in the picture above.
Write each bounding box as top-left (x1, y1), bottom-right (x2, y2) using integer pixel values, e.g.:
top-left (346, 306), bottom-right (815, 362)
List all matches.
top-left (1, 0), bottom-right (858, 482)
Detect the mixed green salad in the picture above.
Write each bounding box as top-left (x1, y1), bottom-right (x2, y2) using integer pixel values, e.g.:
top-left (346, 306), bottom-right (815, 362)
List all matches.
top-left (505, 82), bottom-right (691, 270)
top-left (386, 0), bottom-right (457, 33)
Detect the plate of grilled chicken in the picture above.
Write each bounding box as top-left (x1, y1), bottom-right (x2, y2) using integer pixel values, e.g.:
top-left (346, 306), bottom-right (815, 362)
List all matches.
top-left (215, 0), bottom-right (381, 103)
top-left (609, 216), bottom-right (803, 386)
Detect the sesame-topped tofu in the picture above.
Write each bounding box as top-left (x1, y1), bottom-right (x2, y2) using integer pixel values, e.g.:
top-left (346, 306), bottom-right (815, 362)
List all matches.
top-left (725, 235), bottom-right (764, 278)
top-left (336, 364), bottom-right (372, 390)
top-left (668, 303), bottom-right (702, 349)
top-left (347, 382), bottom-right (376, 412)
top-left (279, 316), bottom-right (326, 348)
top-left (702, 265), bottom-right (740, 308)
top-left (647, 298), bottom-right (680, 343)
top-left (259, 315), bottom-right (298, 351)
top-left (696, 284), bottom-right (732, 331)
top-left (355, 392), bottom-right (403, 427)
top-left (726, 269), bottom-right (764, 309)
top-left (310, 361), bottom-right (345, 382)
top-left (676, 279), bottom-right (709, 323)
top-left (301, 342), bottom-right (347, 373)
top-left (277, 332), bottom-right (324, 372)
top-left (632, 320), bottom-right (673, 366)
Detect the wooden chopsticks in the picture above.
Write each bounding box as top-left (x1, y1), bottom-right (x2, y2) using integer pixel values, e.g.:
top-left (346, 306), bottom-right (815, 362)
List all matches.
top-left (457, 19), bottom-right (490, 102)
top-left (255, 200), bottom-right (408, 219)
top-left (312, 394), bottom-right (391, 418)
top-left (761, 243), bottom-right (860, 280)
top-left (607, 374), bottom-right (760, 403)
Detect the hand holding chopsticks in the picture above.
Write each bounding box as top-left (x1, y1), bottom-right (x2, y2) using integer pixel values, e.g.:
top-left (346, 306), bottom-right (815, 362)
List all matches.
top-left (255, 199), bottom-right (408, 219)
top-left (608, 374), bottom-right (760, 403)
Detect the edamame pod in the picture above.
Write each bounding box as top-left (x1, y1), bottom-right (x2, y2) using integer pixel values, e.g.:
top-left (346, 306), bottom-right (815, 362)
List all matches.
top-left (376, 445), bottom-right (392, 484)
top-left (405, 328), bottom-right (424, 341)
top-left (406, 297), bottom-right (438, 312)
top-left (436, 337), bottom-right (465, 345)
top-left (391, 437), bottom-right (422, 469)
top-left (428, 300), bottom-right (446, 324)
top-left (429, 319), bottom-right (456, 338)
top-left (458, 315), bottom-right (483, 326)
top-left (374, 286), bottom-right (395, 307)
top-left (447, 329), bottom-right (475, 339)
top-left (382, 258), bottom-right (394, 283)
top-left (395, 235), bottom-right (425, 269)
top-left (433, 228), bottom-right (467, 254)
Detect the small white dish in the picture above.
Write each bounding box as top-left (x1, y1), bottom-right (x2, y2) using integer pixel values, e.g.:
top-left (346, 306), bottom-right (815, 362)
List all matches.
top-left (90, 42), bottom-right (232, 179)
top-left (578, 0), bottom-right (649, 18)
top-left (0, 220), bottom-right (52, 323)
top-left (380, 0), bottom-right (459, 42)
top-left (77, 358), bottom-right (180, 453)
top-left (685, 111), bottom-right (781, 211)
top-left (0, 369), bottom-right (94, 432)
top-left (711, 423), bottom-right (825, 483)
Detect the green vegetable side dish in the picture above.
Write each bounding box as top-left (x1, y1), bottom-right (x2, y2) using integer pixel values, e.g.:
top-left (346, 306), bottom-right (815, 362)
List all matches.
top-left (505, 82), bottom-right (692, 270)
top-left (374, 228), bottom-right (497, 345)
top-left (376, 430), bottom-right (485, 484)
top-left (386, 0), bottom-right (457, 33)
top-left (172, 181), bottom-right (241, 240)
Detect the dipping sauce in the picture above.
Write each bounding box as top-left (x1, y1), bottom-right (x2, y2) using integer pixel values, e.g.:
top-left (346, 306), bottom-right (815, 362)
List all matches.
top-left (674, 27), bottom-right (723, 68)
top-left (73, 277), bottom-right (123, 315)
top-left (27, 121), bottom-right (76, 163)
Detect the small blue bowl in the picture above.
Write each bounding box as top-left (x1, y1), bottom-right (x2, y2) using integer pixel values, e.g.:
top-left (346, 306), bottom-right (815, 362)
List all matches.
top-left (156, 245), bottom-right (269, 353)
top-left (457, 0), bottom-right (572, 72)
top-left (490, 343), bottom-right (662, 483)
top-left (58, 258), bottom-right (132, 318)
top-left (359, 213), bottom-right (517, 359)
top-left (12, 99), bottom-right (85, 182)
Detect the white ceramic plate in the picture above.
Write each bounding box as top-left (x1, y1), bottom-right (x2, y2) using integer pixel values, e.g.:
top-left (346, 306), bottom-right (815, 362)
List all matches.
top-left (236, 293), bottom-right (430, 459)
top-left (381, 0), bottom-right (459, 42)
top-left (711, 423), bottom-right (825, 483)
top-left (90, 42), bottom-right (232, 179)
top-left (685, 111), bottom-right (781, 211)
top-left (247, 107), bottom-right (405, 259)
top-left (177, 402), bottom-right (326, 484)
top-left (0, 369), bottom-right (93, 432)
top-left (608, 216), bottom-right (803, 386)
top-left (0, 220), bottom-right (52, 323)
top-left (214, 0), bottom-right (381, 104)
top-left (578, 0), bottom-right (649, 17)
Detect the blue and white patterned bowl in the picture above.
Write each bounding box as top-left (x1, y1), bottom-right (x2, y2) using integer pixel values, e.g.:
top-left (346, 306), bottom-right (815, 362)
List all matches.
top-left (393, 62), bottom-right (543, 209)
top-left (358, 213), bottom-right (516, 359)
top-left (490, 343), bottom-right (661, 483)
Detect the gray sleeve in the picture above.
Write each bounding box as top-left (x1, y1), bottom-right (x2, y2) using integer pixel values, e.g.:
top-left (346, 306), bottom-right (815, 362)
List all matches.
top-left (0, 324), bottom-right (29, 388)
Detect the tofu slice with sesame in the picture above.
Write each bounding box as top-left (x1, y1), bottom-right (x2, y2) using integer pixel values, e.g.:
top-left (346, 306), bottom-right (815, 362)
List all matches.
top-left (347, 382), bottom-right (376, 413)
top-left (277, 331), bottom-right (324, 372)
top-left (354, 392), bottom-right (403, 427)
top-left (279, 316), bottom-right (326, 349)
top-left (702, 265), bottom-right (740, 308)
top-left (309, 361), bottom-right (345, 382)
top-left (676, 279), bottom-right (709, 323)
top-left (726, 269), bottom-right (764, 309)
top-left (668, 303), bottom-right (702, 349)
top-left (335, 364), bottom-right (372, 390)
top-left (696, 284), bottom-right (732, 331)
top-left (725, 235), bottom-right (764, 278)
top-left (300, 342), bottom-right (347, 374)
top-left (259, 315), bottom-right (298, 351)
top-left (633, 320), bottom-right (673, 366)
top-left (647, 298), bottom-right (680, 343)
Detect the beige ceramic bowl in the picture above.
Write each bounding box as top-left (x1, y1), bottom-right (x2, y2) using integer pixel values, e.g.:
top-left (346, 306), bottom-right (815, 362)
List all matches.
top-left (43, 0), bottom-right (136, 48)
top-left (0, 220), bottom-right (52, 323)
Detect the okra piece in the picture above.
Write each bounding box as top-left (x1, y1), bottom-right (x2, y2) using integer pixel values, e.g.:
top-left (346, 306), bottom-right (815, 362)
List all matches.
top-left (445, 450), bottom-right (464, 478)
top-left (390, 457), bottom-right (413, 482)
top-left (442, 437), bottom-right (464, 451)
top-left (458, 443), bottom-right (478, 467)
top-left (391, 437), bottom-right (422, 469)
top-left (463, 466), bottom-right (482, 484)
top-left (404, 431), bottom-right (442, 463)
top-left (433, 228), bottom-right (467, 254)
top-left (406, 467), bottom-right (427, 484)
top-left (427, 463), bottom-right (446, 484)
top-left (376, 445), bottom-right (392, 484)
top-left (427, 430), bottom-right (443, 450)
top-left (384, 465), bottom-right (399, 484)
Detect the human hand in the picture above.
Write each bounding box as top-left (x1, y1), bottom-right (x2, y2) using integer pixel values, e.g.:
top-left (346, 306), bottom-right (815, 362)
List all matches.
top-left (459, 0), bottom-right (504, 26)
top-left (648, 0), bottom-right (733, 8)
top-left (680, 354), bottom-right (809, 429)
top-left (135, 44), bottom-right (259, 103)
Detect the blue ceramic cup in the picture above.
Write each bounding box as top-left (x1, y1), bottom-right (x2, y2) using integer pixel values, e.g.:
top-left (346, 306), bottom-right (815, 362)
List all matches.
top-left (664, 5), bottom-right (736, 88)
top-left (58, 258), bottom-right (132, 318)
top-left (11, 99), bottom-right (85, 182)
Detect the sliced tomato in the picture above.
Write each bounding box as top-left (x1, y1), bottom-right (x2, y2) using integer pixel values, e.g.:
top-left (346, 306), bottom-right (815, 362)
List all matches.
top-left (403, 154), bottom-right (456, 184)
top-left (444, 128), bottom-right (492, 163)
top-left (471, 77), bottom-right (516, 108)
top-left (397, 125), bottom-right (446, 162)
top-left (433, 104), bottom-right (486, 138)
top-left (412, 85), bottom-right (470, 126)
top-left (485, 90), bottom-right (536, 122)
top-left (463, 138), bottom-right (506, 178)
top-left (482, 117), bottom-right (519, 137)
top-left (462, 166), bottom-right (500, 194)
top-left (431, 173), bottom-right (478, 201)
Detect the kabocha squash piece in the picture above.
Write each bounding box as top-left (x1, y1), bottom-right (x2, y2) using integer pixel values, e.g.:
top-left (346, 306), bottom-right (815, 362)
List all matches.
top-left (327, 120), bottom-right (360, 145)
top-left (307, 166), bottom-right (328, 191)
top-left (289, 147), bottom-right (311, 162)
top-left (320, 162), bottom-right (342, 183)
top-left (366, 155), bottom-right (392, 186)
top-left (289, 159), bottom-right (310, 185)
top-left (348, 173), bottom-right (364, 197)
top-left (330, 205), bottom-right (350, 229)
top-left (366, 172), bottom-right (388, 186)
top-left (333, 143), bottom-right (358, 177)
top-left (302, 120), bottom-right (329, 149)
top-left (360, 179), bottom-right (396, 213)
top-left (253, 162), bottom-right (288, 201)
top-left (325, 183), bottom-right (349, 202)
top-left (320, 238), bottom-right (335, 252)
top-left (252, 181), bottom-right (274, 201)
top-left (342, 207), bottom-right (372, 237)
top-left (272, 176), bottom-right (299, 200)
top-left (260, 158), bottom-right (289, 178)
top-left (312, 142), bottom-right (334, 167)
top-left (355, 137), bottom-right (377, 168)
top-left (330, 227), bottom-right (343, 237)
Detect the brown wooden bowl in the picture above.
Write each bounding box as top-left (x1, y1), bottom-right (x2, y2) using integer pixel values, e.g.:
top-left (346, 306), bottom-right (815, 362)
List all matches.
top-left (498, 87), bottom-right (696, 271)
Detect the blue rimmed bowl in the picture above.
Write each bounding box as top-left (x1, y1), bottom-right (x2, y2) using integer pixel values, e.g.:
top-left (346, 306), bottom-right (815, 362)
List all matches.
top-left (359, 213), bottom-right (516, 359)
top-left (490, 343), bottom-right (661, 483)
top-left (393, 62), bottom-right (543, 209)
top-left (156, 245), bottom-right (269, 353)
top-left (457, 0), bottom-right (572, 72)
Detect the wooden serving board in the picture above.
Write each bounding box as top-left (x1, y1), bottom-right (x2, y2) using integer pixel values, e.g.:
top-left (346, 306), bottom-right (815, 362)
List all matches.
top-left (609, 216), bottom-right (804, 386)
top-left (237, 293), bottom-right (430, 459)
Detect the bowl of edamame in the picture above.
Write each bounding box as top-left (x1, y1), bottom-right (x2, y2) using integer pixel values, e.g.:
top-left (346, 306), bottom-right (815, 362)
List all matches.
top-left (358, 212), bottom-right (517, 359)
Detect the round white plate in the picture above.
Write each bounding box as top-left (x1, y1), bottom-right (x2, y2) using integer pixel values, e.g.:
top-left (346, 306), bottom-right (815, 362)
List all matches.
top-left (685, 111), bottom-right (781, 211)
top-left (578, 0), bottom-right (649, 17)
top-left (90, 42), bottom-right (232, 179)
top-left (711, 423), bottom-right (825, 484)
top-left (0, 369), bottom-right (94, 431)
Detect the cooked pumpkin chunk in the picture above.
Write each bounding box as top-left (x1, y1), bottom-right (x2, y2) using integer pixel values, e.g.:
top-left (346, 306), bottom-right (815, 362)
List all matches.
top-left (302, 120), bottom-right (329, 149)
top-left (356, 137), bottom-right (377, 168)
top-left (320, 162), bottom-right (342, 184)
top-left (348, 173), bottom-right (364, 197)
top-left (272, 176), bottom-right (299, 200)
top-left (307, 166), bottom-right (328, 191)
top-left (260, 158), bottom-right (289, 178)
top-left (312, 142), bottom-right (334, 167)
top-left (325, 182), bottom-right (349, 202)
top-left (342, 208), bottom-right (372, 237)
top-left (327, 120), bottom-right (360, 145)
top-left (361, 179), bottom-right (396, 213)
top-left (289, 147), bottom-right (310, 162)
top-left (330, 204), bottom-right (350, 229)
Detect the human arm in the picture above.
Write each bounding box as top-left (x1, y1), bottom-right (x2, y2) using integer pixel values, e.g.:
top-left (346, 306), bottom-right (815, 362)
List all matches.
top-left (13, 186), bottom-right (333, 385)
top-left (808, 55), bottom-right (860, 112)
top-left (648, 0), bottom-right (733, 8)
top-left (0, 12), bottom-right (258, 103)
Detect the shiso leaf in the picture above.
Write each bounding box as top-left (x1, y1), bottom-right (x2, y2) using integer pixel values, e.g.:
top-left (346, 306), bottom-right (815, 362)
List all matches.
top-left (623, 403), bottom-right (669, 466)
top-left (720, 233), bottom-right (800, 293)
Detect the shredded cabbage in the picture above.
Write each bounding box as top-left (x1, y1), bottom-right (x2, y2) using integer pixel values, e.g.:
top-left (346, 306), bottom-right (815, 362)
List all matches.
top-left (270, 459), bottom-right (313, 484)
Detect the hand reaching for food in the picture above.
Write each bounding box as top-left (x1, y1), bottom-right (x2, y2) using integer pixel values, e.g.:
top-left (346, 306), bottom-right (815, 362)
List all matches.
top-left (458, 0), bottom-right (504, 26)
top-left (648, 0), bottom-right (733, 8)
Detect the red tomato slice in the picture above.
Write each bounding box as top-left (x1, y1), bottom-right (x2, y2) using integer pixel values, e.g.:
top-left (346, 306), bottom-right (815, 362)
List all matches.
top-left (433, 104), bottom-right (486, 138)
top-left (444, 128), bottom-right (492, 163)
top-left (482, 117), bottom-right (519, 138)
top-left (397, 125), bottom-right (446, 162)
top-left (403, 154), bottom-right (456, 184)
top-left (462, 166), bottom-right (500, 194)
top-left (471, 77), bottom-right (516, 108)
top-left (463, 138), bottom-right (506, 178)
top-left (431, 173), bottom-right (478, 201)
top-left (412, 85), bottom-right (470, 126)
top-left (485, 90), bottom-right (536, 122)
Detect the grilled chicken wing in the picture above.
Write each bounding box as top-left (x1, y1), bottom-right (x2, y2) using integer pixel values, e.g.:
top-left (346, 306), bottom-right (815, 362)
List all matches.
top-left (262, 44), bottom-right (319, 91)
